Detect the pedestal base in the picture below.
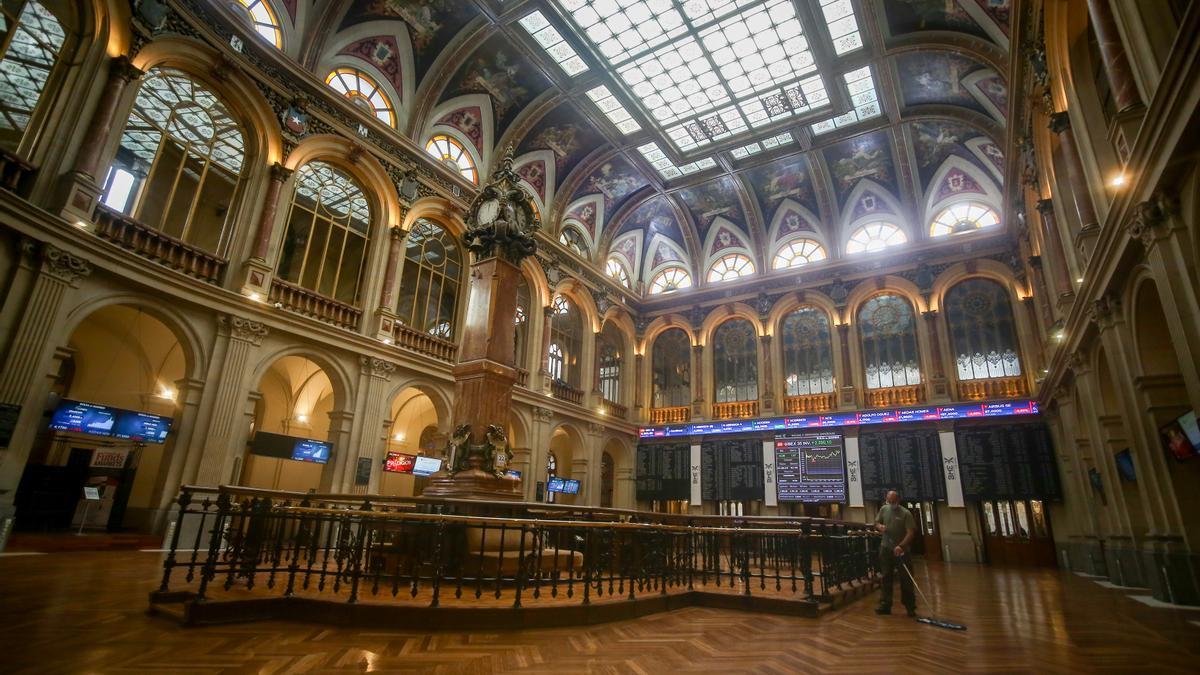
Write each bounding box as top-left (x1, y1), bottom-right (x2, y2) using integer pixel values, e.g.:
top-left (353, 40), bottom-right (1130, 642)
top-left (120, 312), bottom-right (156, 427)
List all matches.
top-left (421, 469), bottom-right (523, 501)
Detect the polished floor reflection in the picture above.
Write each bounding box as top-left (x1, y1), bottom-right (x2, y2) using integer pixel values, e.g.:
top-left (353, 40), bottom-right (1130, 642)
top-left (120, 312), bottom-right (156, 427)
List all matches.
top-left (0, 550), bottom-right (1197, 673)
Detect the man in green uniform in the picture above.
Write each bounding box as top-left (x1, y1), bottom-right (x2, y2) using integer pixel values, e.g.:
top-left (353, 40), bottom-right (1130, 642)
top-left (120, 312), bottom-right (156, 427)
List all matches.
top-left (874, 489), bottom-right (917, 616)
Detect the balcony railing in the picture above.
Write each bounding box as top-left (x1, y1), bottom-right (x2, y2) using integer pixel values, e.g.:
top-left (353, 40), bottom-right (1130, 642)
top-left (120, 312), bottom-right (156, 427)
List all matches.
top-left (392, 322), bottom-right (458, 363)
top-left (650, 406), bottom-right (690, 424)
top-left (864, 384), bottom-right (925, 408)
top-left (269, 278), bottom-right (361, 331)
top-left (600, 398), bottom-right (627, 419)
top-left (0, 149), bottom-right (36, 195)
top-left (783, 392), bottom-right (836, 414)
top-left (551, 379), bottom-right (584, 405)
top-left (515, 368), bottom-right (529, 388)
top-left (958, 376), bottom-right (1029, 401)
top-left (93, 205), bottom-right (227, 284)
top-left (712, 400), bottom-right (759, 420)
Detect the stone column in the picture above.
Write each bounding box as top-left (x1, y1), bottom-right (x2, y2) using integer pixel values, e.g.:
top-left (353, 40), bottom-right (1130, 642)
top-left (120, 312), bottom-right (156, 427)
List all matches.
top-left (922, 310), bottom-right (948, 400)
top-left (528, 406), bottom-right (555, 501)
top-left (691, 343), bottom-right (704, 418)
top-left (322, 410), bottom-right (356, 493)
top-left (187, 316), bottom-right (268, 486)
top-left (837, 322), bottom-right (855, 408)
top-left (615, 466), bottom-right (635, 509)
top-left (241, 163), bottom-right (296, 299)
top-left (759, 334), bottom-right (774, 412)
top-left (1086, 0), bottom-right (1142, 113)
top-left (347, 357), bottom-right (394, 494)
top-left (1035, 198), bottom-right (1076, 308)
top-left (1026, 255), bottom-right (1055, 330)
top-left (147, 377), bottom-right (206, 532)
top-left (633, 352), bottom-right (645, 422)
top-left (1047, 112), bottom-right (1101, 260)
top-left (1020, 297), bottom-right (1045, 376)
top-left (372, 226), bottom-right (407, 343)
top-left (539, 305), bottom-right (554, 393)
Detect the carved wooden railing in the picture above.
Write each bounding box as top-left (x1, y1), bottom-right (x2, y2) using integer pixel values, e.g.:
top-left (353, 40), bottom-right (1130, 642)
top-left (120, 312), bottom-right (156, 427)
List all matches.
top-left (92, 205), bottom-right (227, 284)
top-left (783, 392), bottom-right (836, 414)
top-left (958, 376), bottom-right (1029, 401)
top-left (0, 149), bottom-right (36, 195)
top-left (515, 368), bottom-right (529, 388)
top-left (551, 379), bottom-right (584, 405)
top-left (712, 400), bottom-right (760, 420)
top-left (864, 384), bottom-right (925, 408)
top-left (601, 398), bottom-right (628, 420)
top-left (392, 322), bottom-right (458, 363)
top-left (268, 278), bottom-right (361, 330)
top-left (650, 406), bottom-right (690, 424)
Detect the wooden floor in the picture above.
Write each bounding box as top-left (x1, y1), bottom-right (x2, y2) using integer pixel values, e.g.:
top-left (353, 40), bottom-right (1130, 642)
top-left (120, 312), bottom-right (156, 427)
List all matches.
top-left (1, 550), bottom-right (1198, 674)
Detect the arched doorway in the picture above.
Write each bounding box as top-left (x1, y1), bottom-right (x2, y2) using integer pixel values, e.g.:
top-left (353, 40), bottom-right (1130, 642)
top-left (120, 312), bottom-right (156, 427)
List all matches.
top-left (381, 386), bottom-right (443, 497)
top-left (242, 356), bottom-right (336, 492)
top-left (546, 424), bottom-right (585, 504)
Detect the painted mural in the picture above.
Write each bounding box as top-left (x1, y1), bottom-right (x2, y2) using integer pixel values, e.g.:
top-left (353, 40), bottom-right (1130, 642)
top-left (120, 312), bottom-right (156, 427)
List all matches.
top-left (882, 0), bottom-right (991, 42)
top-left (434, 106), bottom-right (484, 155)
top-left (822, 129), bottom-right (898, 205)
top-left (619, 196), bottom-right (685, 252)
top-left (517, 102), bottom-right (606, 185)
top-left (895, 51), bottom-right (1003, 119)
top-left (743, 154), bottom-right (818, 224)
top-left (677, 176), bottom-right (744, 239)
top-left (444, 35), bottom-right (550, 139)
top-left (338, 36), bottom-right (404, 95)
top-left (340, 1), bottom-right (480, 79)
top-left (971, 0), bottom-right (1011, 36)
top-left (578, 154), bottom-right (649, 213)
top-left (909, 120), bottom-right (998, 190)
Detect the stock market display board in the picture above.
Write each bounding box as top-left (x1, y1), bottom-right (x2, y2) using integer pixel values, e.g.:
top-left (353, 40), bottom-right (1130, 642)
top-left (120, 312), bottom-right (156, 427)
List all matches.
top-left (635, 443), bottom-right (690, 500)
top-left (775, 431), bottom-right (846, 503)
top-left (701, 439), bottom-right (764, 501)
top-left (859, 429), bottom-right (946, 502)
top-left (956, 424), bottom-right (1061, 500)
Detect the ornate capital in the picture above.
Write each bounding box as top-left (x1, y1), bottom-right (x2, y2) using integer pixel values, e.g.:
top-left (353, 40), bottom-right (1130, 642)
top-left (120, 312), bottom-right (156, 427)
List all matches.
top-left (269, 162), bottom-right (294, 183)
top-left (360, 355), bottom-right (396, 379)
top-left (1089, 293), bottom-right (1122, 329)
top-left (1066, 350), bottom-right (1089, 376)
top-left (1047, 111), bottom-right (1071, 135)
top-left (1127, 190), bottom-right (1180, 249)
top-left (110, 55), bottom-right (144, 84)
top-left (222, 315), bottom-right (269, 345)
top-left (40, 243), bottom-right (92, 284)
top-left (532, 406), bottom-right (554, 422)
top-left (588, 422), bottom-right (606, 435)
top-left (389, 225), bottom-right (408, 242)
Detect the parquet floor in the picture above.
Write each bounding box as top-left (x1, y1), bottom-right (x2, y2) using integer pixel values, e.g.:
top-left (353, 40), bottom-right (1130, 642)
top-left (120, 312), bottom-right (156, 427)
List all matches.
top-left (1, 550), bottom-right (1198, 674)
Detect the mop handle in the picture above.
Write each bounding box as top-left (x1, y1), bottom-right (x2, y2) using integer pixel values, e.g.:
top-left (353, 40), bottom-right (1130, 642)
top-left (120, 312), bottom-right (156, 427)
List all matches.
top-left (901, 560), bottom-right (934, 608)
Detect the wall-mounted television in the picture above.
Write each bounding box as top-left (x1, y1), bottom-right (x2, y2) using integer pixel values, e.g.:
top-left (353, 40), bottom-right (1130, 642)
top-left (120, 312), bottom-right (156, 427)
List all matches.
top-left (1160, 410), bottom-right (1200, 461)
top-left (561, 478), bottom-right (580, 495)
top-left (384, 452), bottom-right (416, 474)
top-left (412, 456), bottom-right (443, 476)
top-left (49, 399), bottom-right (173, 443)
top-left (546, 477), bottom-right (579, 494)
top-left (251, 431), bottom-right (333, 464)
top-left (1114, 449), bottom-right (1136, 482)
top-left (113, 410), bottom-right (172, 443)
top-left (504, 469), bottom-right (522, 480)
top-left (291, 439), bottom-right (331, 464)
top-left (546, 477), bottom-right (566, 493)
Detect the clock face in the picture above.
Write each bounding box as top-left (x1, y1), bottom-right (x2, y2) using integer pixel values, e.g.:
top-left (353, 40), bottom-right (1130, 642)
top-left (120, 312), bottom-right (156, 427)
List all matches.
top-left (476, 200), bottom-right (499, 226)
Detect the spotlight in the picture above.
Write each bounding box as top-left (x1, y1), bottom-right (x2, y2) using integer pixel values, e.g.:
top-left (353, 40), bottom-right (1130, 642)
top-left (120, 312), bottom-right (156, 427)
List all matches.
top-left (1076, 277), bottom-right (1084, 284)
top-left (1110, 174), bottom-right (1127, 188)
top-left (1052, 330), bottom-right (1065, 342)
top-left (381, 337), bottom-right (393, 345)
top-left (393, 432), bottom-right (405, 442)
top-left (248, 292), bottom-right (261, 302)
top-left (296, 414), bottom-right (308, 423)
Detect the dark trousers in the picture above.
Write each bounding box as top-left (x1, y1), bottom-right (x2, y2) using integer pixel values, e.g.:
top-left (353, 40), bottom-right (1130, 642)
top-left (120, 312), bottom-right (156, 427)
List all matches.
top-left (878, 549), bottom-right (915, 611)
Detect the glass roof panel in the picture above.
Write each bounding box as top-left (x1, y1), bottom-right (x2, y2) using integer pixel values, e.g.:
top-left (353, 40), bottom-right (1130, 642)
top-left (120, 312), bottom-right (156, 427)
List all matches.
top-left (520, 10), bottom-right (590, 76)
top-left (810, 66), bottom-right (881, 135)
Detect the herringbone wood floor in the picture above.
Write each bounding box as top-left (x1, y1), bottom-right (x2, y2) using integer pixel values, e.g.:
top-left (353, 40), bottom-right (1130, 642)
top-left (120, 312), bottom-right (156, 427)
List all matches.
top-left (0, 550), bottom-right (1197, 674)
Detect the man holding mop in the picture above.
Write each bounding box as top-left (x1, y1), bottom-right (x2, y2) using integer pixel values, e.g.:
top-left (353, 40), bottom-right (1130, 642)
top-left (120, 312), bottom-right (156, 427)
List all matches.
top-left (874, 490), bottom-right (917, 616)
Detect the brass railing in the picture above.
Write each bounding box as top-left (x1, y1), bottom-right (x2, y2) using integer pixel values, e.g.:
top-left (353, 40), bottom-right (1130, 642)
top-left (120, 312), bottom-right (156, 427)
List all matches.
top-left (92, 205), bottom-right (227, 284)
top-left (392, 322), bottom-right (458, 363)
top-left (957, 376), bottom-right (1028, 401)
top-left (268, 278), bottom-right (361, 330)
top-left (601, 398), bottom-right (628, 419)
top-left (712, 400), bottom-right (759, 420)
top-left (783, 392), bottom-right (836, 414)
top-left (650, 406), bottom-right (690, 424)
top-left (864, 384), bottom-right (925, 408)
top-left (551, 379), bottom-right (584, 405)
top-left (0, 149), bottom-right (36, 195)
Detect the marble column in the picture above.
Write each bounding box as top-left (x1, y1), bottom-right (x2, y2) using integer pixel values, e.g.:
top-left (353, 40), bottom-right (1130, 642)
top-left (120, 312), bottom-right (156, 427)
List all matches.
top-left (633, 352), bottom-right (645, 421)
top-left (378, 226), bottom-right (407, 310)
top-left (922, 310), bottom-right (948, 399)
top-left (147, 377), bottom-right (206, 532)
top-left (759, 334), bottom-right (774, 412)
top-left (249, 164), bottom-right (295, 261)
top-left (1035, 198), bottom-right (1077, 307)
top-left (1048, 113), bottom-right (1101, 259)
top-left (1086, 0), bottom-right (1142, 113)
top-left (1026, 255), bottom-right (1056, 329)
top-left (837, 322), bottom-right (855, 408)
top-left (347, 357), bottom-right (395, 494)
top-left (691, 343), bottom-right (704, 417)
top-left (539, 305), bottom-right (554, 393)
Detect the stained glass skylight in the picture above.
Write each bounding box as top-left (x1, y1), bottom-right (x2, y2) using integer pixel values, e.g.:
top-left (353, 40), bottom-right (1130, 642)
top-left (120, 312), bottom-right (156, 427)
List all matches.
top-left (586, 85), bottom-right (641, 134)
top-left (519, 10), bottom-right (589, 76)
top-left (730, 131), bottom-right (793, 159)
top-left (554, 0), bottom-right (834, 155)
top-left (811, 66), bottom-right (881, 135)
top-left (819, 0), bottom-right (863, 55)
top-left (637, 142), bottom-right (717, 179)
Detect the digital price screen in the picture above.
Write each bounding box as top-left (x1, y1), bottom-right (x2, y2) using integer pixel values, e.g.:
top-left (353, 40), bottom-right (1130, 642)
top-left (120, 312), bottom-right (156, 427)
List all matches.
top-left (775, 431), bottom-right (846, 503)
top-left (291, 439), bottom-right (331, 464)
top-left (113, 411), bottom-right (172, 443)
top-left (384, 452), bottom-right (415, 473)
top-left (639, 399), bottom-right (1039, 438)
top-left (49, 400), bottom-right (118, 436)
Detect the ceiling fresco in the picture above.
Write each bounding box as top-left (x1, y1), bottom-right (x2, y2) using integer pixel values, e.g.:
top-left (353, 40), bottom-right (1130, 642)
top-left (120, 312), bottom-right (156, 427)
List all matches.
top-left (442, 34), bottom-right (550, 139)
top-left (821, 129), bottom-right (900, 208)
top-left (517, 102), bottom-right (607, 189)
top-left (741, 153), bottom-right (820, 225)
top-left (881, 0), bottom-right (993, 42)
top-left (339, 0), bottom-right (481, 81)
top-left (908, 119), bottom-right (1000, 191)
top-left (676, 175), bottom-right (745, 240)
top-left (894, 51), bottom-right (1006, 122)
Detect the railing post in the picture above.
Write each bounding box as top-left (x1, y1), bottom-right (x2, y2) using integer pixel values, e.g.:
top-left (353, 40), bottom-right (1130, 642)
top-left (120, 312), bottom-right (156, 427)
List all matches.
top-left (158, 488), bottom-right (192, 593)
top-left (195, 492), bottom-right (231, 602)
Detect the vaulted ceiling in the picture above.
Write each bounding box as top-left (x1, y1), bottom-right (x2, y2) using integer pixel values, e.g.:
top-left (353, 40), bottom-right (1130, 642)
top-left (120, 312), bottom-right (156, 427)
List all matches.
top-left (264, 0), bottom-right (1014, 294)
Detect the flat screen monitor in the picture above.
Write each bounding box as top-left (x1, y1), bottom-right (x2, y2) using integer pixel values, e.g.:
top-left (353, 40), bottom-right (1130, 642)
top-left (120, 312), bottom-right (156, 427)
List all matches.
top-left (113, 411), bottom-right (173, 443)
top-left (561, 478), bottom-right (580, 495)
top-left (1178, 411), bottom-right (1200, 450)
top-left (384, 452), bottom-right (416, 473)
top-left (1160, 414), bottom-right (1200, 462)
top-left (48, 400), bottom-right (118, 437)
top-left (412, 455), bottom-right (442, 476)
top-left (504, 469), bottom-right (522, 480)
top-left (546, 476), bottom-right (566, 493)
top-left (291, 439), bottom-right (331, 464)
top-left (1114, 449), bottom-right (1136, 482)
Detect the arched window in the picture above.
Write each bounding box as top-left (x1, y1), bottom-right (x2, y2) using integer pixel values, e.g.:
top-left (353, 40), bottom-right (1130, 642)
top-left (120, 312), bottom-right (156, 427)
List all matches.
top-left (858, 294), bottom-right (921, 389)
top-left (707, 253), bottom-right (755, 283)
top-left (712, 319), bottom-right (758, 403)
top-left (781, 307), bottom-right (835, 395)
top-left (652, 328), bottom-right (691, 408)
top-left (605, 257), bottom-right (630, 288)
top-left (233, 0), bottom-right (283, 48)
top-left (773, 238), bottom-right (827, 269)
top-left (929, 201), bottom-right (1000, 237)
top-left (597, 324), bottom-right (623, 403)
top-left (549, 294), bottom-right (582, 386)
top-left (0, 1), bottom-right (67, 152)
top-left (846, 221), bottom-right (907, 254)
top-left (944, 279), bottom-right (1022, 380)
top-left (425, 134), bottom-right (477, 183)
top-left (396, 218), bottom-right (463, 338)
top-left (326, 67), bottom-right (396, 127)
top-left (649, 266), bottom-right (692, 294)
top-left (514, 275), bottom-right (530, 367)
top-left (559, 226), bottom-right (589, 257)
top-left (102, 68), bottom-right (246, 254)
top-left (276, 161), bottom-right (371, 304)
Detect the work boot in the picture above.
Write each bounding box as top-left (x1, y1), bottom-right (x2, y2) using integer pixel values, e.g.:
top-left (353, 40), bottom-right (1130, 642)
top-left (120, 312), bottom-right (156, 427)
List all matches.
top-left (874, 606), bottom-right (890, 615)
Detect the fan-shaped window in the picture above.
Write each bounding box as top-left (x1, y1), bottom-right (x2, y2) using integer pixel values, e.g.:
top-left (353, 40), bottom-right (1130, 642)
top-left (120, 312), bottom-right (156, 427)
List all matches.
top-left (846, 222), bottom-right (907, 254)
top-left (649, 266), bottom-right (692, 294)
top-left (326, 67), bottom-right (396, 127)
top-left (425, 134), bottom-right (477, 183)
top-left (773, 238), bottom-right (827, 270)
top-left (102, 68), bottom-right (246, 254)
top-left (559, 226), bottom-right (589, 257)
top-left (858, 294), bottom-right (921, 389)
top-left (713, 319), bottom-right (758, 404)
top-left (945, 279), bottom-right (1022, 380)
top-left (276, 161), bottom-right (371, 304)
top-left (233, 0), bottom-right (282, 48)
top-left (549, 294), bottom-right (582, 386)
top-left (707, 253), bottom-right (755, 283)
top-left (605, 257), bottom-right (630, 288)
top-left (514, 275), bottom-right (530, 366)
top-left (652, 328), bottom-right (691, 408)
top-left (781, 307), bottom-right (835, 395)
top-left (396, 218), bottom-right (463, 339)
top-left (597, 324), bottom-right (623, 403)
top-left (0, 1), bottom-right (66, 152)
top-left (929, 201), bottom-right (1000, 237)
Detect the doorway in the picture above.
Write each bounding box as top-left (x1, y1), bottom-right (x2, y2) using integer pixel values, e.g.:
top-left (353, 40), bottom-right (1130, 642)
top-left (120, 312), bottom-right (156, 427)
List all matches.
top-left (904, 500), bottom-right (941, 561)
top-left (978, 499), bottom-right (1057, 566)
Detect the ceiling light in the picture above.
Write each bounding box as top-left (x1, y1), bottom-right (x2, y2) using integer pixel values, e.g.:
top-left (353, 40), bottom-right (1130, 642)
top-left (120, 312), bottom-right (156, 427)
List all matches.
top-left (296, 414), bottom-right (308, 423)
top-left (247, 291), bottom-right (261, 302)
top-left (1052, 330), bottom-right (1065, 342)
top-left (393, 432), bottom-right (405, 442)
top-left (1110, 174), bottom-right (1127, 188)
top-left (1076, 277), bottom-right (1084, 284)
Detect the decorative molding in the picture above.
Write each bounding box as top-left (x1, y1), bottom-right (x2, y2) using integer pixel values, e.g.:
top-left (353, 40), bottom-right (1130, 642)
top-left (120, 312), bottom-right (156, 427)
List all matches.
top-left (360, 355), bottom-right (396, 379)
top-left (220, 315), bottom-right (269, 345)
top-left (532, 406), bottom-right (554, 422)
top-left (39, 243), bottom-right (92, 285)
top-left (1127, 190), bottom-right (1181, 250)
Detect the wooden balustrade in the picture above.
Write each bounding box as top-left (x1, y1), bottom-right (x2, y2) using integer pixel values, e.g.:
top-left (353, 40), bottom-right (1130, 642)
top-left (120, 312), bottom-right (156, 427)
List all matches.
top-left (515, 368), bottom-right (529, 388)
top-left (0, 149), bottom-right (36, 195)
top-left (92, 205), bottom-right (227, 284)
top-left (958, 376), bottom-right (1029, 401)
top-left (601, 398), bottom-right (628, 420)
top-left (712, 400), bottom-right (759, 419)
top-left (551, 379), bottom-right (584, 405)
top-left (392, 322), bottom-right (458, 363)
top-left (864, 384), bottom-right (925, 408)
top-left (268, 278), bottom-right (361, 330)
top-left (783, 392), bottom-right (836, 414)
top-left (650, 406), bottom-right (690, 424)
